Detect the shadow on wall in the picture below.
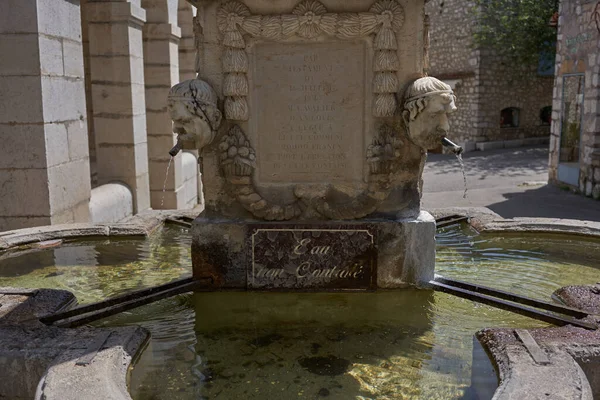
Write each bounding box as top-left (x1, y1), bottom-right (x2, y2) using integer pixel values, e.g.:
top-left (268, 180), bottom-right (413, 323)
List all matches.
top-left (425, 146), bottom-right (548, 179)
top-left (487, 185), bottom-right (600, 221)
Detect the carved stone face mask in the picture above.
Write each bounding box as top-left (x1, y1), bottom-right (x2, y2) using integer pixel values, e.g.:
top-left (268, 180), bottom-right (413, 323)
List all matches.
top-left (407, 94), bottom-right (457, 150)
top-left (168, 98), bottom-right (215, 151)
top-left (167, 79), bottom-right (223, 154)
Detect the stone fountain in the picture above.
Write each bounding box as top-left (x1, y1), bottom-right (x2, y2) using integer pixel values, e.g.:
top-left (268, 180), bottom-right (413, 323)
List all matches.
top-left (168, 0), bottom-right (460, 290)
top-left (2, 2), bottom-right (600, 399)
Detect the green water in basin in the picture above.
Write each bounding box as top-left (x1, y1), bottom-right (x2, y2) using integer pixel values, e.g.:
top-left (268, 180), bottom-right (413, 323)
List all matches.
top-left (0, 223), bottom-right (599, 399)
top-left (0, 226), bottom-right (192, 303)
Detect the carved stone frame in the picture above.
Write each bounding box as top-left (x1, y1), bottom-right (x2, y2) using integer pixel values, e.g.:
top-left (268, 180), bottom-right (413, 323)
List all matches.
top-left (217, 0), bottom-right (405, 120)
top-left (210, 0), bottom-right (411, 221)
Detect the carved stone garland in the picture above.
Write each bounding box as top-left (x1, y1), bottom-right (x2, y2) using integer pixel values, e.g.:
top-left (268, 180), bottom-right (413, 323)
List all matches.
top-left (217, 0), bottom-right (405, 120)
top-left (218, 125), bottom-right (403, 221)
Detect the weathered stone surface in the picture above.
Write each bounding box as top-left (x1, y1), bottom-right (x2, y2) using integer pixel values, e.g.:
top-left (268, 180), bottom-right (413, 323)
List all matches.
top-left (1, 224), bottom-right (110, 248)
top-left (476, 281), bottom-right (600, 399)
top-left (252, 41), bottom-right (365, 184)
top-left (478, 324), bottom-right (600, 400)
top-left (37, 326), bottom-right (149, 400)
top-left (554, 285), bottom-right (600, 315)
top-left (178, 0), bottom-right (442, 288)
top-left (376, 211), bottom-right (436, 288)
top-left (89, 183), bottom-right (134, 224)
top-left (248, 224), bottom-right (377, 290)
top-left (0, 0), bottom-right (92, 232)
top-left (0, 288), bottom-right (75, 326)
top-left (85, 0), bottom-right (150, 214)
top-left (0, 287), bottom-right (149, 400)
top-left (426, 0), bottom-right (553, 148)
top-left (191, 211), bottom-right (435, 289)
top-left (0, 210), bottom-right (199, 254)
top-left (548, 0), bottom-right (600, 194)
top-left (480, 217), bottom-right (600, 237)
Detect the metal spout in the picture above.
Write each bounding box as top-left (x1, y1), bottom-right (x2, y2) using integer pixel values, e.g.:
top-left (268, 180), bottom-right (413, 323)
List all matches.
top-left (441, 137), bottom-right (463, 155)
top-left (169, 141), bottom-right (183, 157)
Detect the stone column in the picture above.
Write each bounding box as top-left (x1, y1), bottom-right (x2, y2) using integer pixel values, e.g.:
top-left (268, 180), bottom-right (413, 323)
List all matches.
top-left (0, 0), bottom-right (91, 231)
top-left (81, 2), bottom-right (98, 188)
top-left (178, 0), bottom-right (196, 81)
top-left (143, 0), bottom-right (194, 209)
top-left (177, 0), bottom-right (203, 207)
top-left (85, 0), bottom-right (151, 213)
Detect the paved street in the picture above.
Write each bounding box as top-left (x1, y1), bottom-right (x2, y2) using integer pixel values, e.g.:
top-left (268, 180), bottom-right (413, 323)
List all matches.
top-left (422, 146), bottom-right (600, 221)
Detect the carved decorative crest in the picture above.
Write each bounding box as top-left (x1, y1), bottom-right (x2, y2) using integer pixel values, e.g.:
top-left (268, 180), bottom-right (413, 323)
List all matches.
top-left (217, 0), bottom-right (405, 120)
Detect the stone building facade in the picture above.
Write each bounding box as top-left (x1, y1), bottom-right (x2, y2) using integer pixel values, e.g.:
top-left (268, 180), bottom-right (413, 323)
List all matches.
top-left (549, 0), bottom-right (600, 198)
top-left (0, 0), bottom-right (200, 231)
top-left (426, 0), bottom-right (554, 151)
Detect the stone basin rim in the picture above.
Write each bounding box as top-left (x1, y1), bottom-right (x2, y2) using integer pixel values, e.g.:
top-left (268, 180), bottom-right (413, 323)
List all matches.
top-left (2, 206), bottom-right (599, 254)
top-left (0, 209), bottom-right (199, 254)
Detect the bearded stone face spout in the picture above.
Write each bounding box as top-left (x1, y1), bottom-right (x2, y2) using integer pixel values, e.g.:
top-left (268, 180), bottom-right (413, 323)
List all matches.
top-left (167, 79), bottom-right (222, 156)
top-left (403, 77), bottom-right (458, 152)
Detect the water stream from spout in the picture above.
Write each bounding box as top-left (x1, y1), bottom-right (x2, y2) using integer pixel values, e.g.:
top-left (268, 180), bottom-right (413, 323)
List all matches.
top-left (161, 156), bottom-right (173, 208)
top-left (455, 153), bottom-right (468, 199)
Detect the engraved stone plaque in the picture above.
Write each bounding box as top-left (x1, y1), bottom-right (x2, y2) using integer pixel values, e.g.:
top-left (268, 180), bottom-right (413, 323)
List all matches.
top-left (248, 225), bottom-right (376, 290)
top-left (251, 42), bottom-right (366, 184)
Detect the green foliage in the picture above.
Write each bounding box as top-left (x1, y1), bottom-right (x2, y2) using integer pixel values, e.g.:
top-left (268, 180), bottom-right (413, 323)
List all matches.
top-left (472, 0), bottom-right (558, 66)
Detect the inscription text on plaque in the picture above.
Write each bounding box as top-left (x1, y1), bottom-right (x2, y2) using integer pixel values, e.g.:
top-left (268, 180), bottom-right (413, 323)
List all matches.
top-left (252, 42), bottom-right (366, 184)
top-left (249, 225), bottom-right (376, 290)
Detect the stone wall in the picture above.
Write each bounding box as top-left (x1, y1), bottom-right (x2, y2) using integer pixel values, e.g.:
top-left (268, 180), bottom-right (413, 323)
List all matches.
top-left (445, 77), bottom-right (479, 145)
top-left (426, 0), bottom-right (480, 145)
top-left (477, 50), bottom-right (554, 143)
top-left (427, 0), bottom-right (479, 75)
top-left (426, 0), bottom-right (553, 148)
top-left (550, 0), bottom-right (600, 199)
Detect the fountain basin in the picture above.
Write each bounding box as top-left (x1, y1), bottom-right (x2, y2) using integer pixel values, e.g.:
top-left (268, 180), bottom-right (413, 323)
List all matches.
top-left (0, 208), bottom-right (599, 399)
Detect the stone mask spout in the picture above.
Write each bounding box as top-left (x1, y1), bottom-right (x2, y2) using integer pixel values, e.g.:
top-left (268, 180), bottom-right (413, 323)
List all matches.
top-left (167, 79), bottom-right (223, 157)
top-left (403, 76), bottom-right (459, 153)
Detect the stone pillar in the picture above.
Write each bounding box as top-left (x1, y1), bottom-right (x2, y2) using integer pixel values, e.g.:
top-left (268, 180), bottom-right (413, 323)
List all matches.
top-left (178, 0), bottom-right (196, 81)
top-left (143, 0), bottom-right (194, 209)
top-left (177, 0), bottom-right (203, 207)
top-left (85, 0), bottom-right (151, 213)
top-left (0, 0), bottom-right (91, 231)
top-left (81, 2), bottom-right (98, 188)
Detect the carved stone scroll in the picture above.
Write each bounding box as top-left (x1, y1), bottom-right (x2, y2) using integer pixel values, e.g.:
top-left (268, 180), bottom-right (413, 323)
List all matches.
top-left (217, 0), bottom-right (405, 120)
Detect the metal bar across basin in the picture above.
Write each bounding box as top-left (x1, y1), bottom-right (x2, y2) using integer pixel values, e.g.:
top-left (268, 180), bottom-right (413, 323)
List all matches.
top-left (429, 280), bottom-right (597, 330)
top-left (434, 276), bottom-right (589, 319)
